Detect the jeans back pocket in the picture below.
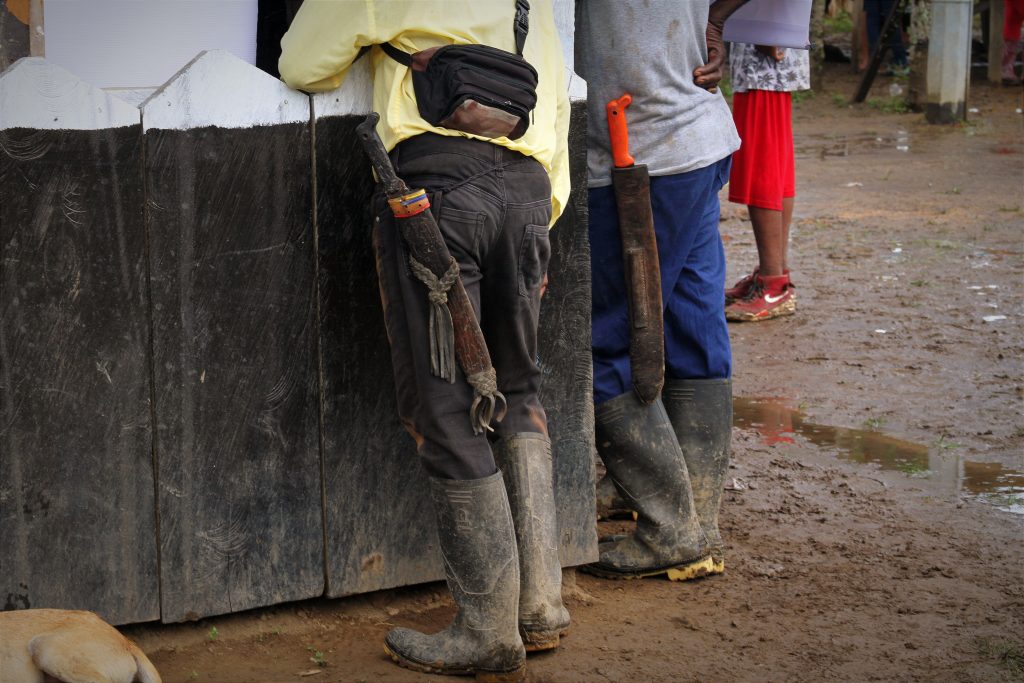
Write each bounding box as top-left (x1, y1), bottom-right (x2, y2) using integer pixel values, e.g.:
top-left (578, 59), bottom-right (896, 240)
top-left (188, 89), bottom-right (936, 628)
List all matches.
top-left (518, 224), bottom-right (551, 298)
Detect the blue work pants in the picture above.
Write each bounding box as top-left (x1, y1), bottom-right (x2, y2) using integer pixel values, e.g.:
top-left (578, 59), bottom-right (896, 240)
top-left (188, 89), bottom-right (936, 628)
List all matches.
top-left (589, 158), bottom-right (732, 405)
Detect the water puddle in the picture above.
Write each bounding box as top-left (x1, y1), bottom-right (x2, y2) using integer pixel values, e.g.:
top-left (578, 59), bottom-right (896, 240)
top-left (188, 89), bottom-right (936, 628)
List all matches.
top-left (734, 397), bottom-right (1024, 515)
top-left (796, 130), bottom-right (913, 159)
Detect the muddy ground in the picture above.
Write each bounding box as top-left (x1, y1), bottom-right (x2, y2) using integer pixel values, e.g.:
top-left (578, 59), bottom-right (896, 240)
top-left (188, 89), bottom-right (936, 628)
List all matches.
top-left (128, 66), bottom-right (1024, 682)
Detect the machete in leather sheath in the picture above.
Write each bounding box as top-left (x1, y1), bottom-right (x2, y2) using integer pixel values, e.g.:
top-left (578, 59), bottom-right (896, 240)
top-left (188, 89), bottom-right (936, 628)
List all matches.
top-left (357, 113), bottom-right (506, 435)
top-left (607, 94), bottom-right (665, 405)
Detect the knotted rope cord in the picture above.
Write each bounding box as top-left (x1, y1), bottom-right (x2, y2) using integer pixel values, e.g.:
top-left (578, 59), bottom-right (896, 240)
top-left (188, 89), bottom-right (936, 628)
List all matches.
top-left (401, 161), bottom-right (515, 432)
top-left (466, 367), bottom-right (508, 435)
top-left (409, 255), bottom-right (461, 383)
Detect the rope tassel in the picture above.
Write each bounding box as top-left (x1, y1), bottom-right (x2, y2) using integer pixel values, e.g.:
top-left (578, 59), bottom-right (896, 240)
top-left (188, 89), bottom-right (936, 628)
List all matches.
top-left (467, 368), bottom-right (508, 435)
top-left (410, 255), bottom-right (460, 383)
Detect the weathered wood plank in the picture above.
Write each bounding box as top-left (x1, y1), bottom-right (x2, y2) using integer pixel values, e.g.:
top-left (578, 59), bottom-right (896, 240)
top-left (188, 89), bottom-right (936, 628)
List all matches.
top-left (0, 0), bottom-right (30, 71)
top-left (0, 58), bottom-right (157, 625)
top-left (142, 50), bottom-right (322, 622)
top-left (313, 97), bottom-right (444, 597)
top-left (538, 100), bottom-right (597, 567)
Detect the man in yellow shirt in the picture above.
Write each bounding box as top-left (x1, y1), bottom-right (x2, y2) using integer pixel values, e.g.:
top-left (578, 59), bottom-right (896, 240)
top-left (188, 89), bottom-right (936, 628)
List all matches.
top-left (280, 2), bottom-right (570, 680)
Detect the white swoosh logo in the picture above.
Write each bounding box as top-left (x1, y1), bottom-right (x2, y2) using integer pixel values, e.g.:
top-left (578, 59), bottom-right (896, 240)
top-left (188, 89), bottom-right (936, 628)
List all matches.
top-left (765, 292), bottom-right (787, 304)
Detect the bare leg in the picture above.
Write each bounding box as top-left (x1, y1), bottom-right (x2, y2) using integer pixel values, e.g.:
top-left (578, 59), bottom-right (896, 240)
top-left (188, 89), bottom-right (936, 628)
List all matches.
top-left (748, 205), bottom-right (786, 277)
top-left (781, 196), bottom-right (794, 272)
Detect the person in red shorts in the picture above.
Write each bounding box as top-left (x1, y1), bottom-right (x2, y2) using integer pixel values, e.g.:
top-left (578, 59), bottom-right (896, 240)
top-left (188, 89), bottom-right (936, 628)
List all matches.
top-left (724, 43), bottom-right (810, 322)
top-left (1004, 0), bottom-right (1024, 85)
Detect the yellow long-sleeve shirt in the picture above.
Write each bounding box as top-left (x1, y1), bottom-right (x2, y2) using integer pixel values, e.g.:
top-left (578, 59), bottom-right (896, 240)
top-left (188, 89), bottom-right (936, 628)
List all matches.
top-left (279, 0), bottom-right (570, 225)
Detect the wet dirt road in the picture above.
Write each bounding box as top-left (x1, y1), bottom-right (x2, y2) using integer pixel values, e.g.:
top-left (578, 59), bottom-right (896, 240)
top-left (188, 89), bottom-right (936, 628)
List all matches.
top-left (132, 67), bottom-right (1024, 682)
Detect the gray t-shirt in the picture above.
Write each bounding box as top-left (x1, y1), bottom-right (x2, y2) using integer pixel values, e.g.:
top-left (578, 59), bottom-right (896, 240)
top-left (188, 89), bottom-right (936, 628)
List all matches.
top-left (575, 0), bottom-right (741, 188)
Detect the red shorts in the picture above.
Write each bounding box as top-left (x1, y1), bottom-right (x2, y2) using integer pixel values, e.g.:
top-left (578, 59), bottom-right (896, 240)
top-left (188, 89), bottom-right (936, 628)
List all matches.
top-left (728, 90), bottom-right (795, 211)
top-left (1007, 0), bottom-right (1024, 41)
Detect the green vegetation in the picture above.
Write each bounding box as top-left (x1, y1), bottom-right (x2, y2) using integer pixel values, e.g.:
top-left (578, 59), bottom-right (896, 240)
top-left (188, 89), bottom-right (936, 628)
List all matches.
top-left (982, 493), bottom-right (1024, 509)
top-left (308, 646), bottom-right (329, 667)
top-left (862, 416), bottom-right (887, 430)
top-left (824, 10), bottom-right (854, 34)
top-left (719, 74), bottom-right (733, 99)
top-left (866, 97), bottom-right (909, 114)
top-left (207, 626), bottom-right (218, 641)
top-left (893, 459), bottom-right (929, 475)
top-left (832, 93), bottom-right (848, 108)
top-left (910, 279), bottom-right (928, 287)
top-left (977, 638), bottom-right (1024, 676)
top-left (792, 89), bottom-right (815, 105)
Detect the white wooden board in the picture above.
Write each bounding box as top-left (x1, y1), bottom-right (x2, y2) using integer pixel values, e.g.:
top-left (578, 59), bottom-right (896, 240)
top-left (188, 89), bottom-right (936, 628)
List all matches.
top-left (141, 50), bottom-right (310, 131)
top-left (0, 58), bottom-right (139, 130)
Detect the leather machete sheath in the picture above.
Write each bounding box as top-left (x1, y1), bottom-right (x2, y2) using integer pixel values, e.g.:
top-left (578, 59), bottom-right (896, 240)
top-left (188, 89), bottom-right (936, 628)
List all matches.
top-left (611, 162), bottom-right (665, 404)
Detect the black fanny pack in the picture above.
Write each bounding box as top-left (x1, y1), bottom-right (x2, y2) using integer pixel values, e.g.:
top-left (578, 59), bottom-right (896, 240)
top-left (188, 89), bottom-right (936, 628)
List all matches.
top-left (379, 0), bottom-right (538, 140)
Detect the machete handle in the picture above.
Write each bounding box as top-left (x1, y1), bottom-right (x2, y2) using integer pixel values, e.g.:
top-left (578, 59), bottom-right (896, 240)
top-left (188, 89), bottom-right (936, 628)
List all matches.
top-left (356, 112), bottom-right (408, 198)
top-left (606, 94), bottom-right (635, 168)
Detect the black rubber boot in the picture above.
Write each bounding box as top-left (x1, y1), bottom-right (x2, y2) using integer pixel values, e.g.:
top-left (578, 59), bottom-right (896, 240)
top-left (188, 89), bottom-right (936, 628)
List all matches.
top-left (384, 472), bottom-right (526, 681)
top-left (493, 433), bottom-right (571, 652)
top-left (584, 391), bottom-right (713, 581)
top-left (595, 472), bottom-right (633, 520)
top-left (663, 378), bottom-right (732, 574)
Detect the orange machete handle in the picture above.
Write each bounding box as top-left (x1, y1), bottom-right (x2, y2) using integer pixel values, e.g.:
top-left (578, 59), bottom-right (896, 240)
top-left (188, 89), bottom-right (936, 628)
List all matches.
top-left (606, 93), bottom-right (634, 168)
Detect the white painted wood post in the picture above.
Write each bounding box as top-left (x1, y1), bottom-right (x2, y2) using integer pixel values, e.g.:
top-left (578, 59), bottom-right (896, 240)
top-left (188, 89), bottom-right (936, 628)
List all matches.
top-left (926, 0), bottom-right (973, 123)
top-left (28, 0), bottom-right (43, 56)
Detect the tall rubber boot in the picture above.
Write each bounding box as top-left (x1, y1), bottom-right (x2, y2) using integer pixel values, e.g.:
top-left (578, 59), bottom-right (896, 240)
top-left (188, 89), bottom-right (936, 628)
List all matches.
top-left (595, 472), bottom-right (632, 520)
top-left (493, 433), bottom-right (571, 652)
top-left (384, 472), bottom-right (526, 681)
top-left (663, 378), bottom-right (732, 575)
top-left (583, 391), bottom-right (713, 581)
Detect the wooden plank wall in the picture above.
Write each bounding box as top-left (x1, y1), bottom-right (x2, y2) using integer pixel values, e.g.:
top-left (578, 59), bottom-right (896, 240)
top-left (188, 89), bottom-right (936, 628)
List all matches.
top-left (0, 23), bottom-right (594, 624)
top-left (0, 58), bottom-right (159, 625)
top-left (141, 51), bottom-right (324, 622)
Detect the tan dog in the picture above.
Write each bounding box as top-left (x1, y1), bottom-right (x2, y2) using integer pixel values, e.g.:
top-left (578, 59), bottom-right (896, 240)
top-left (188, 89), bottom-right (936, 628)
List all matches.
top-left (0, 609), bottom-right (161, 683)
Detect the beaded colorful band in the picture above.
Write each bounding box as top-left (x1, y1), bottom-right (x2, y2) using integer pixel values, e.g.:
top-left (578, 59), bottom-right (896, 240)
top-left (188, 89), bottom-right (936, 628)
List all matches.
top-left (388, 189), bottom-right (431, 218)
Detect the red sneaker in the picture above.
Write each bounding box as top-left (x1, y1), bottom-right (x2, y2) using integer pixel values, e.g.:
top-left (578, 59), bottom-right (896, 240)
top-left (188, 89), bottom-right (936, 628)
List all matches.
top-left (725, 268), bottom-right (759, 304)
top-left (725, 273), bottom-right (796, 322)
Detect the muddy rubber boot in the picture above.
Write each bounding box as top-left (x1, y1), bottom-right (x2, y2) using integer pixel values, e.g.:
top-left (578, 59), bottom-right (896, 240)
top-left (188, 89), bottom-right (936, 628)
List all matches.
top-left (493, 433), bottom-right (571, 652)
top-left (663, 378), bottom-right (732, 574)
top-left (384, 472), bottom-right (526, 681)
top-left (583, 391), bottom-right (713, 581)
top-left (595, 472), bottom-right (633, 520)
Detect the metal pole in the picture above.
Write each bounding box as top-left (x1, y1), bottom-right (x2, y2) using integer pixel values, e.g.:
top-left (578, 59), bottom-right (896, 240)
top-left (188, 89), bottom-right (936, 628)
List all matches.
top-left (926, 0), bottom-right (973, 123)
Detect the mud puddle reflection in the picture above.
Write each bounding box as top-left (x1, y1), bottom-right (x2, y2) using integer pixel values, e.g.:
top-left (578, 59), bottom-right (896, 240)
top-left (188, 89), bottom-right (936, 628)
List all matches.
top-left (796, 129), bottom-right (912, 159)
top-left (734, 397), bottom-right (1024, 515)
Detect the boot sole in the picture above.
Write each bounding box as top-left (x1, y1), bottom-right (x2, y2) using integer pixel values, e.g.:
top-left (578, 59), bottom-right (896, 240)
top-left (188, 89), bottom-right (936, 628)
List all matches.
top-left (522, 626), bottom-right (570, 652)
top-left (383, 642), bottom-right (525, 682)
top-left (580, 554), bottom-right (715, 582)
top-left (725, 296), bottom-right (796, 322)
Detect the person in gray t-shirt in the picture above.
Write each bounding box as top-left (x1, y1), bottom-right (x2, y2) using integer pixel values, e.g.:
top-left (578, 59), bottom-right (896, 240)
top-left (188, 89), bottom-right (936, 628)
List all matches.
top-left (577, 0), bottom-right (750, 582)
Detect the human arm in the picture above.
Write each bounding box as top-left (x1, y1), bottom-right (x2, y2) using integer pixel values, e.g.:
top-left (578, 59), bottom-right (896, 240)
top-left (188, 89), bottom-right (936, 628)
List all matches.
top-left (693, 0), bottom-right (753, 92)
top-left (278, 0), bottom-right (375, 92)
top-left (755, 45), bottom-right (786, 61)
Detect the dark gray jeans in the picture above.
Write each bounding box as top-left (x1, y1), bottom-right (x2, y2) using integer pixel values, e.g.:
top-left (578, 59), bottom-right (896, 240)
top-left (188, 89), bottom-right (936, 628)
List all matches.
top-left (372, 133), bottom-right (553, 480)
